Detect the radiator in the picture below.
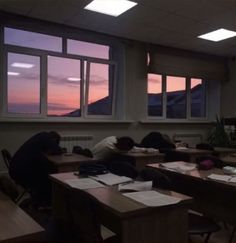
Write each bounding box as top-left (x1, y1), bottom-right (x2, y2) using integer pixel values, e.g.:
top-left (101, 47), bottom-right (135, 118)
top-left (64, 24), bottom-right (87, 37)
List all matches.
top-left (60, 135), bottom-right (94, 153)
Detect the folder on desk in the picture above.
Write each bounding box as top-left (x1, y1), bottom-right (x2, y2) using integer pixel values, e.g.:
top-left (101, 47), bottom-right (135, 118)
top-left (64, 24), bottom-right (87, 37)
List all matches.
top-left (90, 173), bottom-right (133, 186)
top-left (65, 178), bottom-right (105, 189)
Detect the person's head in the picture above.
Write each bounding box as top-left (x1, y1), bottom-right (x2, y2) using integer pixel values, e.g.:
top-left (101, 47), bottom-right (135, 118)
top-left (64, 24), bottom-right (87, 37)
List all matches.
top-left (115, 136), bottom-right (134, 151)
top-left (48, 131), bottom-right (61, 145)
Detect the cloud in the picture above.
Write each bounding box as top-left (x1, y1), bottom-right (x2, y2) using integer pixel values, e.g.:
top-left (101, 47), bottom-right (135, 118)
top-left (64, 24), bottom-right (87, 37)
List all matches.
top-left (47, 103), bottom-right (78, 111)
top-left (8, 102), bottom-right (40, 113)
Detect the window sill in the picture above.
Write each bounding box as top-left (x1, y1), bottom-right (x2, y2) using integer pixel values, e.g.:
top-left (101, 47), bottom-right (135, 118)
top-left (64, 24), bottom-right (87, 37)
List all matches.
top-left (139, 119), bottom-right (214, 125)
top-left (0, 118), bottom-right (134, 124)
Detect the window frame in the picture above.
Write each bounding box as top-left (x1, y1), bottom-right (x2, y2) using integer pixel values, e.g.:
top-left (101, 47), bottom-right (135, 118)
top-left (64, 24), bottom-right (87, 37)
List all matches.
top-left (147, 73), bottom-right (208, 121)
top-left (0, 25), bottom-right (118, 120)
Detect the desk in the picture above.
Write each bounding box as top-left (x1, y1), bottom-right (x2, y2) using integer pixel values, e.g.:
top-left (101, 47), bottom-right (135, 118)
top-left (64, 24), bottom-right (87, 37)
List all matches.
top-left (50, 172), bottom-right (192, 243)
top-left (0, 191), bottom-right (44, 243)
top-left (147, 162), bottom-right (236, 225)
top-left (46, 153), bottom-right (98, 172)
top-left (126, 152), bottom-right (165, 171)
top-left (169, 148), bottom-right (212, 163)
top-left (219, 154), bottom-right (236, 167)
top-left (214, 147), bottom-right (236, 157)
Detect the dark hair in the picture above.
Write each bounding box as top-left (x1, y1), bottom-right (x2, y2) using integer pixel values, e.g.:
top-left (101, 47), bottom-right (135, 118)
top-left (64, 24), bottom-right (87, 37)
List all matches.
top-left (115, 137), bottom-right (134, 151)
top-left (48, 131), bottom-right (61, 144)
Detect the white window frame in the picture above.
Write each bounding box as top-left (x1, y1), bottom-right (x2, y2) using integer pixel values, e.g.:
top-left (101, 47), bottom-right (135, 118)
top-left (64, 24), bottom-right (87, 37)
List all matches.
top-left (0, 26), bottom-right (118, 120)
top-left (147, 73), bottom-right (208, 121)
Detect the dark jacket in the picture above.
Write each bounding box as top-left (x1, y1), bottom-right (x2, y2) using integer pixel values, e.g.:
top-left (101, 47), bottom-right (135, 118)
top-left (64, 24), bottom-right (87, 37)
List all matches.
top-left (9, 132), bottom-right (61, 187)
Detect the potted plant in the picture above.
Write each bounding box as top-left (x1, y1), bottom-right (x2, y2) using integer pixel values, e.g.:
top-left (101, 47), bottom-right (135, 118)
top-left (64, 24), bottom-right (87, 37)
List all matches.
top-left (207, 115), bottom-right (231, 147)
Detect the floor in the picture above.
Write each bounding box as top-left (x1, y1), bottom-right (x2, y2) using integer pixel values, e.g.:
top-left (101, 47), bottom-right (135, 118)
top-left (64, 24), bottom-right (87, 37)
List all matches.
top-left (190, 224), bottom-right (236, 243)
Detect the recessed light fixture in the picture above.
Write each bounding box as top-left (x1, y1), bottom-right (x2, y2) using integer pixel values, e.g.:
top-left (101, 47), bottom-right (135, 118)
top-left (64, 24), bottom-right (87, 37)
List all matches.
top-left (8, 71), bottom-right (20, 76)
top-left (67, 77), bottom-right (81, 82)
top-left (198, 28), bottom-right (236, 42)
top-left (11, 62), bottom-right (34, 68)
top-left (84, 0), bottom-right (137, 17)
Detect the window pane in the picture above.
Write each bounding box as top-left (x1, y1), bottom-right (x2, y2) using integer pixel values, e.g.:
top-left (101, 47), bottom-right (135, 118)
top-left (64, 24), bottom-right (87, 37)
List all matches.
top-left (147, 74), bottom-right (163, 116)
top-left (166, 76), bottom-right (186, 118)
top-left (4, 27), bottom-right (62, 52)
top-left (47, 56), bottom-right (81, 117)
top-left (7, 53), bottom-right (40, 114)
top-left (87, 63), bottom-right (113, 116)
top-left (191, 78), bottom-right (206, 118)
top-left (67, 39), bottom-right (109, 59)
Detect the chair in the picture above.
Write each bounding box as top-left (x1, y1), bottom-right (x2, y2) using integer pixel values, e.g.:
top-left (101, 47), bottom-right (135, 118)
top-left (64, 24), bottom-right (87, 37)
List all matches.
top-left (1, 149), bottom-right (28, 204)
top-left (140, 168), bottom-right (221, 243)
top-left (108, 161), bottom-right (138, 179)
top-left (65, 187), bottom-right (119, 243)
top-left (1, 149), bottom-right (12, 169)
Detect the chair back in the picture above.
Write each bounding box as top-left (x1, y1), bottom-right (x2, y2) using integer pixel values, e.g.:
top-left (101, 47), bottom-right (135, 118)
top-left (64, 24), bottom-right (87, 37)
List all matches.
top-left (140, 168), bottom-right (172, 189)
top-left (66, 187), bottom-right (103, 243)
top-left (1, 149), bottom-right (12, 169)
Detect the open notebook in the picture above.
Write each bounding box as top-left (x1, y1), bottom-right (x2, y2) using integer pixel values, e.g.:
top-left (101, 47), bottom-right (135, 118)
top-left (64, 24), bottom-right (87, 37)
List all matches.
top-left (160, 161), bottom-right (196, 172)
top-left (123, 190), bottom-right (181, 207)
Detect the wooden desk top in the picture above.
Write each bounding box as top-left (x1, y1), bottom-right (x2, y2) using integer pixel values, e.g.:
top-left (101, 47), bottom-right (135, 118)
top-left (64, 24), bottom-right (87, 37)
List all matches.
top-left (147, 162), bottom-right (236, 187)
top-left (0, 191), bottom-right (44, 242)
top-left (173, 148), bottom-right (212, 155)
top-left (214, 147), bottom-right (236, 154)
top-left (220, 155), bottom-right (236, 166)
top-left (46, 153), bottom-right (97, 166)
top-left (50, 172), bottom-right (192, 218)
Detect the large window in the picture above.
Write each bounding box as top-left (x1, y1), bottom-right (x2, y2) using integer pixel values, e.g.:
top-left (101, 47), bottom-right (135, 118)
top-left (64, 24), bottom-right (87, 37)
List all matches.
top-left (148, 74), bottom-right (206, 120)
top-left (2, 27), bottom-right (116, 120)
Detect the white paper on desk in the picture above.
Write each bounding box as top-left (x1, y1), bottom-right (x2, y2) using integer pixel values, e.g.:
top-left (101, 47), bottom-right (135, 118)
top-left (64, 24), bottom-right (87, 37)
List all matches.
top-left (123, 190), bottom-right (181, 207)
top-left (229, 177), bottom-right (236, 183)
top-left (161, 161), bottom-right (196, 172)
top-left (65, 178), bottom-right (105, 189)
top-left (90, 173), bottom-right (132, 186)
top-left (118, 181), bottom-right (153, 192)
top-left (207, 174), bottom-right (232, 182)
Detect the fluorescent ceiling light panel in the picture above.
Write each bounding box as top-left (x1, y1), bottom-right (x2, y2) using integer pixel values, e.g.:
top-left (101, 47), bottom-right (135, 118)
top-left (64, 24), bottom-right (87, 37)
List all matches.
top-left (198, 28), bottom-right (236, 42)
top-left (11, 62), bottom-right (34, 68)
top-left (84, 0), bottom-right (137, 17)
top-left (8, 71), bottom-right (20, 76)
top-left (67, 77), bottom-right (81, 82)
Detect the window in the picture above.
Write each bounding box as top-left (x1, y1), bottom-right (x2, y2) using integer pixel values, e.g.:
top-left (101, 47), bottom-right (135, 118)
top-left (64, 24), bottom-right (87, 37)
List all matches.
top-left (47, 56), bottom-right (81, 117)
top-left (67, 39), bottom-right (110, 59)
top-left (4, 27), bottom-right (62, 52)
top-left (7, 53), bottom-right (40, 114)
top-left (147, 74), bottom-right (206, 120)
top-left (190, 78), bottom-right (206, 118)
top-left (166, 76), bottom-right (186, 119)
top-left (2, 26), bottom-right (117, 120)
top-left (86, 62), bottom-right (114, 116)
top-left (147, 73), bottom-right (163, 116)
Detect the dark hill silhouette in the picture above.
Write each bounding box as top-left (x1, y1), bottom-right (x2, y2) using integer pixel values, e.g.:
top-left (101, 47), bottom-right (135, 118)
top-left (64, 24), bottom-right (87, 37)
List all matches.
top-left (62, 84), bottom-right (204, 117)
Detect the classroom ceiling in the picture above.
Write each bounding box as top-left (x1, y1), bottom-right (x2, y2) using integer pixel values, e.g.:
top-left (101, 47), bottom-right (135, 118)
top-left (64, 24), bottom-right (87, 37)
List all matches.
top-left (0, 0), bottom-right (236, 57)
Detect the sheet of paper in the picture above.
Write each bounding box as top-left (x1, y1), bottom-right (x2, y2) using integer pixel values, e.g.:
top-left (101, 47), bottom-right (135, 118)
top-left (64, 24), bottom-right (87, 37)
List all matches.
top-left (123, 190), bottom-right (181, 207)
top-left (161, 161), bottom-right (196, 172)
top-left (207, 174), bottom-right (232, 182)
top-left (118, 181), bottom-right (153, 192)
top-left (90, 173), bottom-right (133, 186)
top-left (65, 178), bottom-right (105, 189)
